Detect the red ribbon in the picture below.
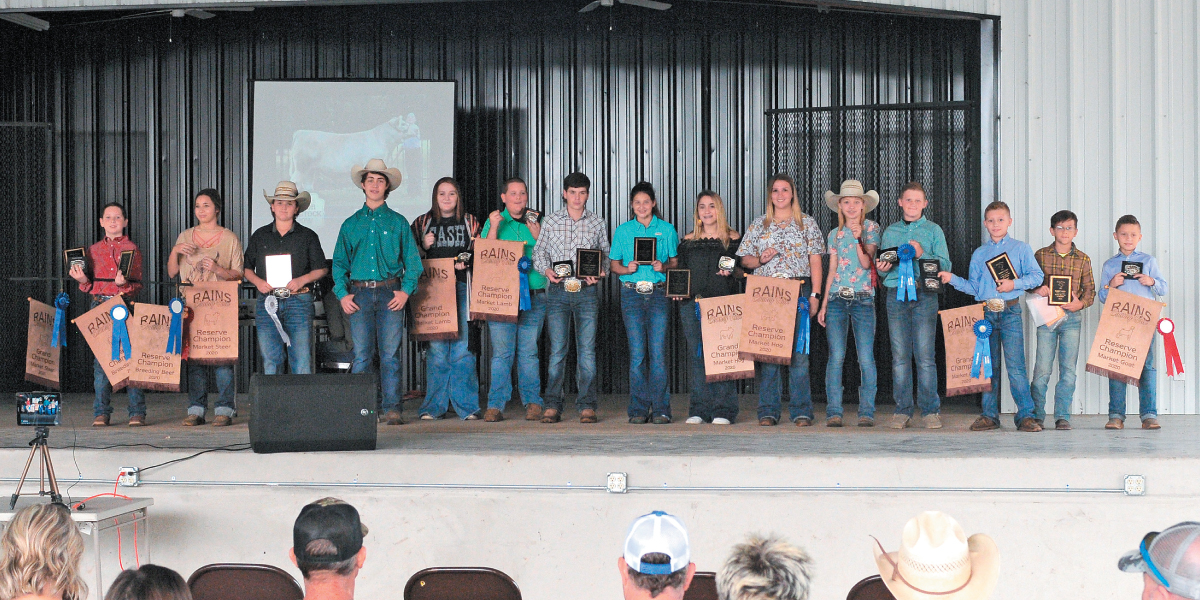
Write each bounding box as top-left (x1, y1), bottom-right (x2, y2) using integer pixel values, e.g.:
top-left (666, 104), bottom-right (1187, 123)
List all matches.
top-left (1157, 318), bottom-right (1184, 379)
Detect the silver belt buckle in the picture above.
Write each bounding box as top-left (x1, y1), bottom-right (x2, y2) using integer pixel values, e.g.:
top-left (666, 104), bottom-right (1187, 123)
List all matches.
top-left (837, 287), bottom-right (856, 300)
top-left (718, 256), bottom-right (737, 271)
top-left (985, 298), bottom-right (1007, 313)
top-left (271, 288), bottom-right (292, 299)
top-left (635, 281), bottom-right (654, 295)
top-left (771, 272), bottom-right (793, 279)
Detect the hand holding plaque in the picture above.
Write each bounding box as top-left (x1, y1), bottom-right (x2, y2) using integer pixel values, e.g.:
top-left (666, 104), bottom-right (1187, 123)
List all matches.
top-left (717, 255), bottom-right (737, 273)
top-left (918, 259), bottom-right (943, 293)
top-left (877, 247), bottom-right (900, 265)
top-left (118, 250), bottom-right (134, 276)
top-left (64, 248), bottom-right (87, 273)
top-left (633, 237), bottom-right (657, 265)
top-left (1048, 275), bottom-right (1072, 306)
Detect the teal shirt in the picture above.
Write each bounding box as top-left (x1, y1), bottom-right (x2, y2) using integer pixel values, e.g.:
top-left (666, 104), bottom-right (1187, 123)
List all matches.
top-left (609, 215), bottom-right (679, 284)
top-left (879, 216), bottom-right (952, 288)
top-left (480, 210), bottom-right (547, 290)
top-left (332, 202), bottom-right (424, 298)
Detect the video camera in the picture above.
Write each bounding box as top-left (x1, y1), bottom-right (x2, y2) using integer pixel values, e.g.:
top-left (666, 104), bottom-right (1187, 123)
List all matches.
top-left (17, 392), bottom-right (61, 427)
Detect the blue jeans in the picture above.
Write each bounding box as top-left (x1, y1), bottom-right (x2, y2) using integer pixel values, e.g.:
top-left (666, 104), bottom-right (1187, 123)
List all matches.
top-left (421, 281), bottom-right (480, 419)
top-left (255, 293), bottom-right (315, 375)
top-left (89, 299), bottom-right (145, 418)
top-left (678, 300), bottom-right (739, 421)
top-left (486, 290), bottom-right (547, 410)
top-left (1030, 310), bottom-right (1083, 422)
top-left (1109, 336), bottom-right (1157, 420)
top-left (757, 288), bottom-right (813, 422)
top-left (981, 302), bottom-right (1035, 425)
top-left (824, 296), bottom-right (877, 419)
top-left (187, 362), bottom-right (236, 418)
top-left (620, 286), bottom-right (671, 418)
top-left (886, 291), bottom-right (941, 417)
top-left (346, 283), bottom-right (406, 412)
top-left (544, 283), bottom-right (599, 412)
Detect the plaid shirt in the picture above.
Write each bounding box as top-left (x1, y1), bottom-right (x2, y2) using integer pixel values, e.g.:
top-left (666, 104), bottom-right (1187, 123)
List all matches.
top-left (1034, 243), bottom-right (1096, 308)
top-left (531, 208), bottom-right (611, 276)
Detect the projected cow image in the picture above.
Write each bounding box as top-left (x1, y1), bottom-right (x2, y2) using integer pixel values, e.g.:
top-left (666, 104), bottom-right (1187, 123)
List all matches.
top-left (289, 113), bottom-right (426, 195)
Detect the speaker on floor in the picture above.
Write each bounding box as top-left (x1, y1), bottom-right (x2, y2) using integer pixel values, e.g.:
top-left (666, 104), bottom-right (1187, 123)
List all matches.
top-left (249, 372), bottom-right (378, 454)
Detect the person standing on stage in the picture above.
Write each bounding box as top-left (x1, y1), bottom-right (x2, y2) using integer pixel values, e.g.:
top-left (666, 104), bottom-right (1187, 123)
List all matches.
top-left (410, 177), bottom-right (482, 421)
top-left (332, 159), bottom-right (423, 426)
top-left (70, 202), bottom-right (147, 427)
top-left (167, 188), bottom-right (244, 427)
top-left (736, 173), bottom-right (824, 427)
top-left (242, 181), bottom-right (327, 375)
top-left (532, 172), bottom-right (610, 424)
top-left (676, 191), bottom-right (741, 425)
top-left (610, 181), bottom-right (679, 424)
top-left (480, 177), bottom-right (547, 422)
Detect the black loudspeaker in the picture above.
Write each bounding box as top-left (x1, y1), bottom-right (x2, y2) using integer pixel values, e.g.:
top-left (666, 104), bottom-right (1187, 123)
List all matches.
top-left (249, 373), bottom-right (378, 453)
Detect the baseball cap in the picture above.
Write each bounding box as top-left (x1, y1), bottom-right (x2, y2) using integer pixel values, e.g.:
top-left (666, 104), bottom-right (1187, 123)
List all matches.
top-left (1119, 522), bottom-right (1200, 599)
top-left (624, 511), bottom-right (690, 575)
top-left (293, 498), bottom-right (368, 563)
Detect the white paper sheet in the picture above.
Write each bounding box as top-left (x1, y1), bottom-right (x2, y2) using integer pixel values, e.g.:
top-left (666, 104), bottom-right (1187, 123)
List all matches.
top-left (1026, 294), bottom-right (1066, 329)
top-left (265, 254), bottom-right (293, 288)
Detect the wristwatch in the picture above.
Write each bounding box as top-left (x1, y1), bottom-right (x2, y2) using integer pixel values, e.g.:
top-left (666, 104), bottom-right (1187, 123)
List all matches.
top-left (811, 291), bottom-right (821, 300)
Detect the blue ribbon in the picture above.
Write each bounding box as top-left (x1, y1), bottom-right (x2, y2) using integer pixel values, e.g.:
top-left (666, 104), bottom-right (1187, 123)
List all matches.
top-left (51, 292), bottom-right (69, 348)
top-left (166, 298), bottom-right (184, 355)
top-left (110, 304), bottom-right (131, 361)
top-left (694, 301), bottom-right (703, 358)
top-left (896, 244), bottom-right (918, 302)
top-left (795, 296), bottom-right (810, 354)
top-left (517, 256), bottom-right (532, 311)
top-left (971, 318), bottom-right (993, 379)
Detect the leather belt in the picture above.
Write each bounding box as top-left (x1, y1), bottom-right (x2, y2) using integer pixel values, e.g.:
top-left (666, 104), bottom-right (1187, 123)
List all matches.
top-left (350, 278), bottom-right (398, 289)
top-left (835, 287), bottom-right (874, 301)
top-left (271, 286), bottom-right (311, 299)
top-left (622, 281), bottom-right (665, 292)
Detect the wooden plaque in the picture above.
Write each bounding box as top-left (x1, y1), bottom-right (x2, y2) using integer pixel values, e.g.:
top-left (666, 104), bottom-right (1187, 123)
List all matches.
top-left (184, 281), bottom-right (240, 365)
top-left (1048, 275), bottom-right (1072, 306)
top-left (939, 303), bottom-right (992, 396)
top-left (1085, 288), bottom-right (1164, 386)
top-left (469, 238), bottom-right (523, 323)
top-left (410, 258), bottom-right (460, 341)
top-left (74, 296), bottom-right (131, 391)
top-left (697, 294), bottom-right (756, 382)
top-left (737, 274), bottom-right (800, 365)
top-left (576, 248), bottom-right (603, 278)
top-left (118, 249), bottom-right (134, 275)
top-left (127, 303), bottom-right (183, 391)
top-left (665, 269), bottom-right (691, 299)
top-left (634, 237), bottom-right (657, 264)
top-left (25, 298), bottom-right (60, 389)
top-left (985, 252), bottom-right (1016, 284)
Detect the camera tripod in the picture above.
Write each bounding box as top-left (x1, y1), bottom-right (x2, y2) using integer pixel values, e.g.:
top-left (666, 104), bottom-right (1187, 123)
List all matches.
top-left (9, 426), bottom-right (62, 509)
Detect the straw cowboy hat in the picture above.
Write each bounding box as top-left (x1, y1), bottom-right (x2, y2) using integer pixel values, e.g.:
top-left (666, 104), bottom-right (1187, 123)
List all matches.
top-left (872, 512), bottom-right (999, 600)
top-left (351, 158), bottom-right (403, 192)
top-left (263, 181), bottom-right (311, 214)
top-left (825, 179), bottom-right (880, 213)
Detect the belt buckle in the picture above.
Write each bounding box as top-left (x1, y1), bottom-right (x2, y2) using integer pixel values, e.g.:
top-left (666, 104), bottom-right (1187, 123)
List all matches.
top-left (564, 277), bottom-right (582, 293)
top-left (718, 256), bottom-right (737, 271)
top-left (635, 281), bottom-right (654, 295)
top-left (985, 298), bottom-right (1007, 313)
top-left (771, 272), bottom-right (793, 279)
top-left (837, 287), bottom-right (855, 301)
top-left (271, 287), bottom-right (292, 299)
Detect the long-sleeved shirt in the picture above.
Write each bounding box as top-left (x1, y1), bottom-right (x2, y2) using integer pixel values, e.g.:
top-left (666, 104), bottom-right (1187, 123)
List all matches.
top-left (948, 234), bottom-right (1043, 301)
top-left (1034, 243), bottom-right (1096, 309)
top-left (879, 216), bottom-right (952, 288)
top-left (331, 202), bottom-right (423, 298)
top-left (1097, 250), bottom-right (1168, 303)
top-left (79, 236), bottom-right (143, 298)
top-left (531, 208), bottom-right (610, 277)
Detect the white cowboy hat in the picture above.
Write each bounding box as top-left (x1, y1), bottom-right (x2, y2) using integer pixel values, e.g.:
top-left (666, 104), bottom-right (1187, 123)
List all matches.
top-left (825, 179), bottom-right (880, 213)
top-left (263, 181), bottom-right (311, 214)
top-left (351, 158), bottom-right (403, 192)
top-left (873, 512), bottom-right (999, 600)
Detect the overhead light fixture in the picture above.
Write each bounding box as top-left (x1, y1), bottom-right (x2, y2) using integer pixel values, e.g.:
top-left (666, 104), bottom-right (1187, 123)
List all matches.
top-left (0, 12), bottom-right (50, 31)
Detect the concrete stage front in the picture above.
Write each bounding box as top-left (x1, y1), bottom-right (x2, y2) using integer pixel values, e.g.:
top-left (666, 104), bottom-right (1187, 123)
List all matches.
top-left (0, 393), bottom-right (1192, 600)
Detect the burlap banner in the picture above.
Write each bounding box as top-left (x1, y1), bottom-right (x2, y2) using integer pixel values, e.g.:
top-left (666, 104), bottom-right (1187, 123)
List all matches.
top-left (184, 281), bottom-right (240, 365)
top-left (410, 258), bottom-right (459, 341)
top-left (24, 298), bottom-right (60, 389)
top-left (469, 238), bottom-right (523, 323)
top-left (127, 303), bottom-right (183, 392)
top-left (1085, 288), bottom-right (1164, 386)
top-left (74, 296), bottom-right (131, 391)
top-left (697, 294), bottom-right (756, 382)
top-left (738, 274), bottom-right (799, 365)
top-left (939, 303), bottom-right (992, 397)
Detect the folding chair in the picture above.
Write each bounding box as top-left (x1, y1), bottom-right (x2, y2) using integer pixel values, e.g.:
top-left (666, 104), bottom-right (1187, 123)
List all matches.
top-left (683, 571), bottom-right (719, 600)
top-left (846, 575), bottom-right (896, 600)
top-left (187, 563), bottom-right (303, 600)
top-left (403, 567), bottom-right (522, 600)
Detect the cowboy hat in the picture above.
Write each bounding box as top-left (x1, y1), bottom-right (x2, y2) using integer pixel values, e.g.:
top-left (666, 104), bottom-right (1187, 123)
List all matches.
top-left (263, 181), bottom-right (311, 214)
top-left (825, 179), bottom-right (880, 213)
top-left (351, 158), bottom-right (403, 192)
top-left (873, 512), bottom-right (999, 600)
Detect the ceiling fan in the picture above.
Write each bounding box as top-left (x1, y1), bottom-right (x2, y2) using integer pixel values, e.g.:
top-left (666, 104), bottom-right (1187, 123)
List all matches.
top-left (580, 0), bottom-right (672, 13)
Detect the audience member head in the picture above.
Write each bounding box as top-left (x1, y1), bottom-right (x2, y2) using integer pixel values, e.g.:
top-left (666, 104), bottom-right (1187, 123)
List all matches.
top-left (103, 565), bottom-right (190, 600)
top-left (1120, 522), bottom-right (1200, 600)
top-left (619, 511), bottom-right (696, 600)
top-left (717, 534), bottom-right (812, 600)
top-left (0, 503), bottom-right (87, 600)
top-left (290, 498), bottom-right (368, 599)
top-left (872, 511), bottom-right (997, 600)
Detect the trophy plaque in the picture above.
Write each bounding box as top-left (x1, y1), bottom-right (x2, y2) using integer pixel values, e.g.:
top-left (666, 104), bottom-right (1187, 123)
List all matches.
top-left (877, 247), bottom-right (900, 265)
top-left (665, 269), bottom-right (691, 299)
top-left (576, 248), bottom-right (603, 278)
top-left (718, 255), bottom-right (737, 272)
top-left (64, 248), bottom-right (86, 272)
top-left (633, 237), bottom-right (657, 264)
top-left (985, 252), bottom-right (1016, 284)
top-left (1048, 275), bottom-right (1073, 306)
top-left (1121, 261), bottom-right (1144, 276)
top-left (552, 261), bottom-right (574, 279)
top-left (918, 259), bottom-right (943, 293)
top-left (118, 250), bottom-right (135, 275)
top-left (523, 209), bottom-right (540, 225)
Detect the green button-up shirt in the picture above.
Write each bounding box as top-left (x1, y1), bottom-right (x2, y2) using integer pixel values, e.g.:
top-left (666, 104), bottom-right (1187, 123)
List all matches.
top-left (332, 202), bottom-right (424, 298)
top-left (879, 216), bottom-right (952, 288)
top-left (480, 210), bottom-right (547, 290)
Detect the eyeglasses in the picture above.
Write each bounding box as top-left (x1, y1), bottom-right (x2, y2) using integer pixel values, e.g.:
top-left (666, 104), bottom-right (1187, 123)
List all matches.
top-left (1142, 532), bottom-right (1171, 588)
top-left (1053, 226), bottom-right (1076, 232)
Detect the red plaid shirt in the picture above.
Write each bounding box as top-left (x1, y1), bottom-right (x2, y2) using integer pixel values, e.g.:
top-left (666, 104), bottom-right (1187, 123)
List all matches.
top-left (79, 236), bottom-right (143, 298)
top-left (1034, 243), bottom-right (1095, 308)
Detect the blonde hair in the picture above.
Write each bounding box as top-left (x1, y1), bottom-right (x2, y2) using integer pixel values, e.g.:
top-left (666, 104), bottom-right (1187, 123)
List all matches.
top-left (763, 174), bottom-right (805, 229)
top-left (689, 190), bottom-right (738, 248)
top-left (717, 534), bottom-right (813, 600)
top-left (836, 197), bottom-right (866, 230)
top-left (0, 504), bottom-right (87, 600)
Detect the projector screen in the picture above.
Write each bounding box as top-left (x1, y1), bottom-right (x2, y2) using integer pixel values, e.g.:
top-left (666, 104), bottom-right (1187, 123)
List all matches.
top-left (251, 80), bottom-right (456, 255)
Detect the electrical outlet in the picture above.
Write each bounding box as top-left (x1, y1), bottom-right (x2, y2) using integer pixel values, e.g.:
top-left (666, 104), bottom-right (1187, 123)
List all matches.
top-left (118, 467), bottom-right (140, 487)
top-left (1124, 475), bottom-right (1146, 496)
top-left (606, 472), bottom-right (628, 494)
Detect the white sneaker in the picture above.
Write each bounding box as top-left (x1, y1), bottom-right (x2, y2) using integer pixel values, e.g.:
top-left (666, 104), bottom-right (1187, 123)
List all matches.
top-left (420, 414), bottom-right (437, 420)
top-left (685, 416), bottom-right (705, 424)
top-left (923, 414), bottom-right (943, 429)
top-left (889, 414), bottom-right (911, 429)
top-left (712, 417), bottom-right (732, 425)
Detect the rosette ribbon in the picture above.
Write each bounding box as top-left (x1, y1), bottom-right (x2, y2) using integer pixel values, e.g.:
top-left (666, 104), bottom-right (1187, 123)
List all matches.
top-left (110, 304), bottom-right (131, 361)
top-left (795, 296), bottom-right (810, 354)
top-left (518, 256), bottom-right (532, 311)
top-left (165, 297), bottom-right (184, 355)
top-left (895, 243), bottom-right (918, 302)
top-left (264, 295), bottom-right (291, 347)
top-left (51, 292), bottom-right (69, 348)
top-left (970, 318), bottom-right (993, 379)
top-left (695, 302), bottom-right (703, 358)
top-left (1158, 318), bottom-right (1185, 380)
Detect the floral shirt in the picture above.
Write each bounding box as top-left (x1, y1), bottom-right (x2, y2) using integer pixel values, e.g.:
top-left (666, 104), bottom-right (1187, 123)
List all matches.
top-left (736, 214), bottom-right (825, 278)
top-left (826, 221), bottom-right (881, 295)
